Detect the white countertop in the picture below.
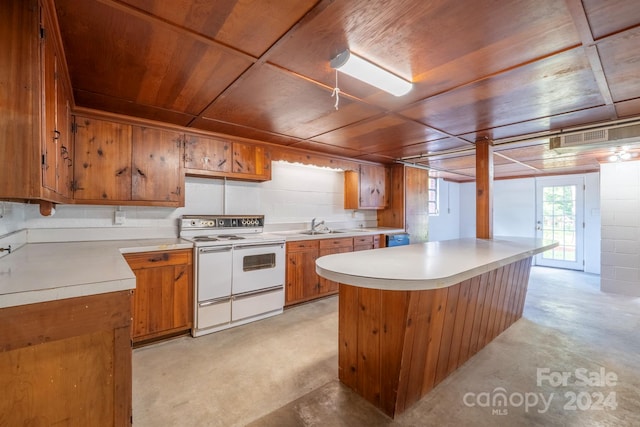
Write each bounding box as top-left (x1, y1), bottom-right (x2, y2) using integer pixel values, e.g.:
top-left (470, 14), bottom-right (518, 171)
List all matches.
top-left (0, 238), bottom-right (192, 309)
top-left (268, 227), bottom-right (405, 241)
top-left (315, 237), bottom-right (557, 291)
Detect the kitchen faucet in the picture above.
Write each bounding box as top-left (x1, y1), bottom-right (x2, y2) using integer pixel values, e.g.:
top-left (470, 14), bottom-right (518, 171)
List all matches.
top-left (311, 217), bottom-right (325, 232)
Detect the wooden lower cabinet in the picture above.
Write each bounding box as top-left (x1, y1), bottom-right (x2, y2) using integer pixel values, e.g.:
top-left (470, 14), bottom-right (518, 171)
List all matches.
top-left (287, 236), bottom-right (383, 306)
top-left (318, 237), bottom-right (353, 294)
top-left (0, 291), bottom-right (132, 426)
top-left (124, 249), bottom-right (193, 344)
top-left (285, 240), bottom-right (319, 306)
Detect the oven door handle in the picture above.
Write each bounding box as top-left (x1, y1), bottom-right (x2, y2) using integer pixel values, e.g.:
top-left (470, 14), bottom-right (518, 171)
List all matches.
top-left (232, 285), bottom-right (283, 300)
top-left (199, 246), bottom-right (233, 254)
top-left (199, 296), bottom-right (232, 307)
top-left (233, 242), bottom-right (284, 250)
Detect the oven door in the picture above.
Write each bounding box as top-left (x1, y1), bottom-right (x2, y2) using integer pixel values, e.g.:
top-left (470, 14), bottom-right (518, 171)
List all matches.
top-left (197, 245), bottom-right (233, 301)
top-left (231, 242), bottom-right (285, 294)
top-left (196, 245), bottom-right (233, 332)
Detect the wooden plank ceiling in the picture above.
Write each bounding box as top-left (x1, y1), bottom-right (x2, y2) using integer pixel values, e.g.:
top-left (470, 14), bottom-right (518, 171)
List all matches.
top-left (54, 0), bottom-right (640, 181)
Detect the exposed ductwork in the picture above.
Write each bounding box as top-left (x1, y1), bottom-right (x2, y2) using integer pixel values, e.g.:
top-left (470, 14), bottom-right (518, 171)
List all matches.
top-left (550, 122), bottom-right (640, 153)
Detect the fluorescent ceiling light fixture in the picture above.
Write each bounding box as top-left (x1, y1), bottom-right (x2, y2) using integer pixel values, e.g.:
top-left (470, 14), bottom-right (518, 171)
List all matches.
top-left (330, 50), bottom-right (412, 96)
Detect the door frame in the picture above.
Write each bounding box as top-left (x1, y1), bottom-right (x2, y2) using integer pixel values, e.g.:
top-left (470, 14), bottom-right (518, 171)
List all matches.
top-left (534, 176), bottom-right (585, 270)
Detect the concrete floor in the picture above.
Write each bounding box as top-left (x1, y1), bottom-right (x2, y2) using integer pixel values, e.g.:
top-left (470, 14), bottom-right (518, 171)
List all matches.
top-left (132, 267), bottom-right (640, 426)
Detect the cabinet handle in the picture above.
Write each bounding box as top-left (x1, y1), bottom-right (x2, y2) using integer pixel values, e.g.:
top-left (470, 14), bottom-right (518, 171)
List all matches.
top-left (116, 167), bottom-right (128, 176)
top-left (175, 271), bottom-right (185, 281)
top-left (137, 168), bottom-right (146, 177)
top-left (217, 159), bottom-right (227, 168)
top-left (148, 254), bottom-right (169, 263)
top-left (53, 130), bottom-right (61, 140)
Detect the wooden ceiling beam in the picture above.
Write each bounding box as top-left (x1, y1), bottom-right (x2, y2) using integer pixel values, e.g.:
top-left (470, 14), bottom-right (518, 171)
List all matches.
top-left (93, 0), bottom-right (256, 62)
top-left (564, 0), bottom-right (617, 119)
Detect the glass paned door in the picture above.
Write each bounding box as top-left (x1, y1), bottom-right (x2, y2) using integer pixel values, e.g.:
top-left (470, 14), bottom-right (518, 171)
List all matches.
top-left (535, 177), bottom-right (584, 270)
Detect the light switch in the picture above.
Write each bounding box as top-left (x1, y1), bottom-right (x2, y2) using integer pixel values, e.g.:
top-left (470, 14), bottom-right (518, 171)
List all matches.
top-left (114, 210), bottom-right (126, 225)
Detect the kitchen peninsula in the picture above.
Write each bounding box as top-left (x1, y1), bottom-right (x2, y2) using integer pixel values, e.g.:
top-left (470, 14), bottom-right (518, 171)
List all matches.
top-left (316, 237), bottom-right (556, 417)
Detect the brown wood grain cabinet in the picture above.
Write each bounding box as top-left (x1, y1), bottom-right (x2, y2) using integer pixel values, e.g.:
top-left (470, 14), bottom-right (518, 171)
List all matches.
top-left (319, 237), bottom-right (354, 295)
top-left (345, 164), bottom-right (388, 210)
top-left (184, 134), bottom-right (232, 173)
top-left (286, 236), bottom-right (382, 306)
top-left (124, 249), bottom-right (193, 344)
top-left (73, 116), bottom-right (185, 206)
top-left (184, 135), bottom-right (271, 181)
top-left (353, 235), bottom-right (374, 251)
top-left (0, 291), bottom-right (133, 426)
top-left (0, 0), bottom-right (74, 208)
top-left (285, 240), bottom-right (320, 306)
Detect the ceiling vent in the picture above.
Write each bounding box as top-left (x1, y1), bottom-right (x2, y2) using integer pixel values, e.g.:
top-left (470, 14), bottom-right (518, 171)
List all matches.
top-left (550, 123), bottom-right (640, 153)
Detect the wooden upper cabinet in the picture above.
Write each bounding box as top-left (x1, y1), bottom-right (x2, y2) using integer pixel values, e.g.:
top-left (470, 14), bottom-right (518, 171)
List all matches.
top-left (73, 116), bottom-right (133, 201)
top-left (56, 72), bottom-right (73, 199)
top-left (184, 136), bottom-right (271, 182)
top-left (0, 0), bottom-right (73, 207)
top-left (345, 164), bottom-right (388, 210)
top-left (132, 127), bottom-right (184, 203)
top-left (42, 20), bottom-right (74, 200)
top-left (73, 116), bottom-right (184, 206)
top-left (184, 134), bottom-right (231, 173)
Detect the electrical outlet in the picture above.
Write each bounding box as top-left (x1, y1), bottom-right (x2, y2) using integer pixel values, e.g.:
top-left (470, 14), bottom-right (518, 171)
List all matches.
top-left (114, 210), bottom-right (125, 225)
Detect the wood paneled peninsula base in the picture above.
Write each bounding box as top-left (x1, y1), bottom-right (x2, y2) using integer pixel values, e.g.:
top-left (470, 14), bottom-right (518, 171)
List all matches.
top-left (316, 237), bottom-right (556, 418)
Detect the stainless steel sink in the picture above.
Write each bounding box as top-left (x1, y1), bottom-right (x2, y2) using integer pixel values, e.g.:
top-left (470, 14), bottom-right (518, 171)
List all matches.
top-left (298, 230), bottom-right (344, 235)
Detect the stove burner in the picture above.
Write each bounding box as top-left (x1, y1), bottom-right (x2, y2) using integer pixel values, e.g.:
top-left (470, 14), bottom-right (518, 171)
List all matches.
top-left (217, 234), bottom-right (245, 240)
top-left (193, 236), bottom-right (219, 242)
top-left (191, 234), bottom-right (246, 242)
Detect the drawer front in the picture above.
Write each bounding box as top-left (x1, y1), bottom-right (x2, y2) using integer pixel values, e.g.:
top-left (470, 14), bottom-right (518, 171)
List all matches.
top-left (319, 237), bottom-right (353, 250)
top-left (353, 235), bottom-right (374, 246)
top-left (124, 249), bottom-right (192, 269)
top-left (286, 240), bottom-right (318, 251)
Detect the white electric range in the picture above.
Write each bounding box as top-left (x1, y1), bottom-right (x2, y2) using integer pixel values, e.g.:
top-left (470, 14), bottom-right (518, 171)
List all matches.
top-left (180, 215), bottom-right (285, 337)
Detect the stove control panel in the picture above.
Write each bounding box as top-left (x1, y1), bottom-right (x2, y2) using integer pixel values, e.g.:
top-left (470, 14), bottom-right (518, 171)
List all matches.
top-left (180, 215), bottom-right (264, 231)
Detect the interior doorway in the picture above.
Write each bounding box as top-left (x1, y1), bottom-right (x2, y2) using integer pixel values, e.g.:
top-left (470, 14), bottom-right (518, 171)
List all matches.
top-left (535, 176), bottom-right (585, 270)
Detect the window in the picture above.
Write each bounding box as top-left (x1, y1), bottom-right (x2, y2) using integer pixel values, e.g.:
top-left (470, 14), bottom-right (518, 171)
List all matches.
top-left (428, 175), bottom-right (439, 215)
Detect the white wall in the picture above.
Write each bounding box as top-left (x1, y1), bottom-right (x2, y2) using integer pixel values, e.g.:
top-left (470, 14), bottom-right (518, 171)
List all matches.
top-left (600, 160), bottom-right (640, 296)
top-left (428, 179), bottom-right (460, 241)
top-left (0, 161), bottom-right (376, 240)
top-left (457, 173), bottom-right (600, 273)
top-left (459, 182), bottom-right (476, 238)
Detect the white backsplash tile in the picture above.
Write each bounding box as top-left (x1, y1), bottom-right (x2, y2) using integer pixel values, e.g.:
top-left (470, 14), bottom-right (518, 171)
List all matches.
top-left (1, 161), bottom-right (376, 242)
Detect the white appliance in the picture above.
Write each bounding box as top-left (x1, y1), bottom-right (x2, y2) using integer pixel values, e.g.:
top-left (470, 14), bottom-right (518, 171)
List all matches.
top-left (180, 215), bottom-right (285, 337)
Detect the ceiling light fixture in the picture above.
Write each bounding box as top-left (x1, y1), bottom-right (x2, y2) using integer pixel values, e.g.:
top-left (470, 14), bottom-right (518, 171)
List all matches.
top-left (330, 49), bottom-right (412, 97)
top-left (608, 147), bottom-right (634, 162)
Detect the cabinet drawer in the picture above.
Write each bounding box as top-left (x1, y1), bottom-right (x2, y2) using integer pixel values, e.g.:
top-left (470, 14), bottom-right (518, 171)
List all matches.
top-left (286, 240), bottom-right (319, 252)
top-left (353, 235), bottom-right (374, 246)
top-left (319, 237), bottom-right (353, 250)
top-left (124, 249), bottom-right (192, 269)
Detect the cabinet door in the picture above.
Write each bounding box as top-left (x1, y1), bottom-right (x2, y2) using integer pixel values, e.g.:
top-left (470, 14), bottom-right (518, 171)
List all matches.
top-left (41, 19), bottom-right (57, 193)
top-left (184, 134), bottom-right (231, 173)
top-left (55, 62), bottom-right (73, 199)
top-left (359, 164), bottom-right (387, 208)
top-left (285, 241), bottom-right (319, 306)
top-left (73, 116), bottom-right (132, 201)
top-left (353, 235), bottom-right (374, 251)
top-left (126, 250), bottom-right (193, 342)
top-left (318, 246), bottom-right (351, 294)
top-left (132, 127), bottom-right (183, 202)
top-left (232, 142), bottom-right (269, 177)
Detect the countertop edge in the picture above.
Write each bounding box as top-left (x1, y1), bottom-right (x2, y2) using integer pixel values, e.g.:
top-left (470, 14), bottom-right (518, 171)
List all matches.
top-left (0, 238), bottom-right (194, 309)
top-left (316, 238), bottom-right (556, 291)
